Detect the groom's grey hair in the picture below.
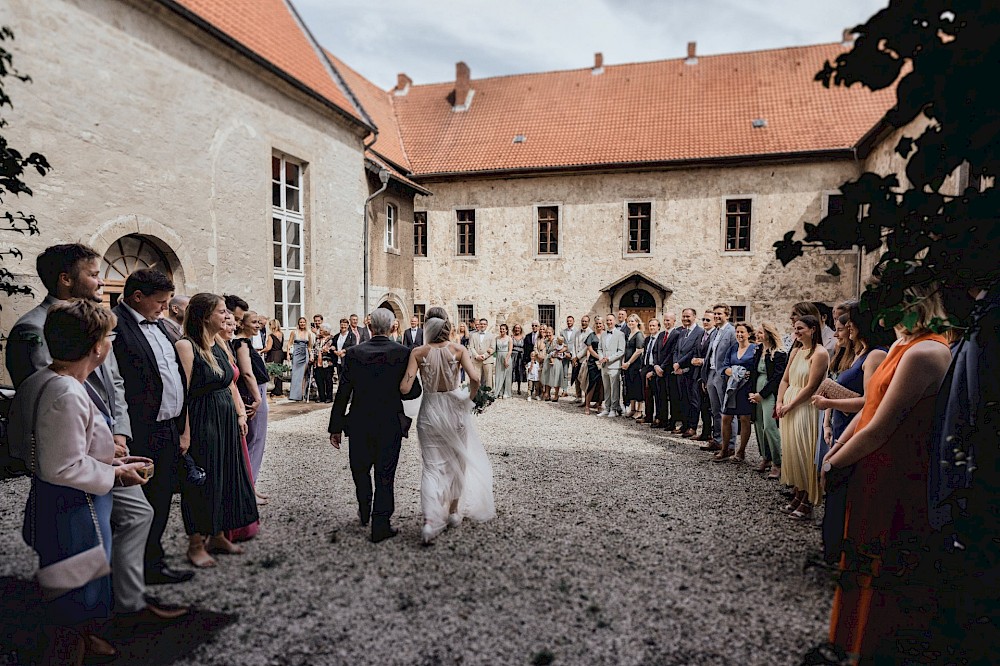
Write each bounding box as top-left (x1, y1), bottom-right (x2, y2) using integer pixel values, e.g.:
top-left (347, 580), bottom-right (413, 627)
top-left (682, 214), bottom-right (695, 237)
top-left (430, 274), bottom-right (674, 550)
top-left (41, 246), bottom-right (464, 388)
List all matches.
top-left (369, 308), bottom-right (395, 336)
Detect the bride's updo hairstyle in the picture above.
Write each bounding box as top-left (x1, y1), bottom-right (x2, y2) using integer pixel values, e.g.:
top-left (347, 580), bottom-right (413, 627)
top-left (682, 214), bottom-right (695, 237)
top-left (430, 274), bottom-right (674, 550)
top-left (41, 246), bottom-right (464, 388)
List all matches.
top-left (424, 306), bottom-right (452, 343)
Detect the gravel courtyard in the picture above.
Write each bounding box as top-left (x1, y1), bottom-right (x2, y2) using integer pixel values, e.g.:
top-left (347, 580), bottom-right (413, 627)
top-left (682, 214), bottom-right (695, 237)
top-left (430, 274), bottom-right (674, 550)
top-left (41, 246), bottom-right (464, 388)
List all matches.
top-left (1, 397), bottom-right (834, 666)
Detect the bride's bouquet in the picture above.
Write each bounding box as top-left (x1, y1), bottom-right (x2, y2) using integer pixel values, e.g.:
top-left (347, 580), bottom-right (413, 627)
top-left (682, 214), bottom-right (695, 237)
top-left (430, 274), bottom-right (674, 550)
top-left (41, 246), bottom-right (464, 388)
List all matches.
top-left (472, 385), bottom-right (496, 415)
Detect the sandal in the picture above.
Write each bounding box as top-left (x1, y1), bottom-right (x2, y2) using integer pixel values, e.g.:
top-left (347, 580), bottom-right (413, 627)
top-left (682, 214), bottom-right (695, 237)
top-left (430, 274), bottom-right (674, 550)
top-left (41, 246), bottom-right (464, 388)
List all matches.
top-left (767, 468), bottom-right (781, 480)
top-left (789, 503), bottom-right (813, 520)
top-left (781, 498), bottom-right (802, 514)
top-left (730, 452), bottom-right (746, 463)
top-left (711, 452), bottom-right (733, 462)
top-left (754, 460), bottom-right (770, 473)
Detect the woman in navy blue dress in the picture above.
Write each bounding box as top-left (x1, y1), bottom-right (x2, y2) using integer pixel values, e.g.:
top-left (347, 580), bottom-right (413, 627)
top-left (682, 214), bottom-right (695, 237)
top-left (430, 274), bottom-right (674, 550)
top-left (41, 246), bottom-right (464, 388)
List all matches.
top-left (718, 322), bottom-right (758, 462)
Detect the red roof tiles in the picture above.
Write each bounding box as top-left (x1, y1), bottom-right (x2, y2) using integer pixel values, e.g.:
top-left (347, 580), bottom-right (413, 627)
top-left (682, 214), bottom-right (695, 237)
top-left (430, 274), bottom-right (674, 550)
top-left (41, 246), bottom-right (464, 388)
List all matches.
top-left (169, 0), bottom-right (366, 125)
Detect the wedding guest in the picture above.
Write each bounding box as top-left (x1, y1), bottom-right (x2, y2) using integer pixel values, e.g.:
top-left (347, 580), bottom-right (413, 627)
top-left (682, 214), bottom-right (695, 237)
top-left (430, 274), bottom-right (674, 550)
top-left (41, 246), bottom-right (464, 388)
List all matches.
top-left (704, 304), bottom-right (737, 452)
top-left (235, 312), bottom-right (272, 495)
top-left (469, 318), bottom-right (497, 390)
top-left (387, 319), bottom-right (402, 344)
top-left (9, 299), bottom-right (152, 663)
top-left (456, 321), bottom-right (471, 385)
top-left (349, 313), bottom-right (371, 344)
top-left (583, 318), bottom-right (605, 414)
top-left (263, 318), bottom-right (285, 398)
top-left (573, 315), bottom-right (593, 402)
top-left (494, 323), bottom-right (513, 398)
top-left (692, 311), bottom-right (715, 441)
top-left (783, 301), bottom-right (831, 352)
top-left (253, 314), bottom-right (268, 353)
top-left (402, 315), bottom-right (424, 348)
top-left (525, 355), bottom-right (541, 401)
top-left (176, 294), bottom-right (258, 567)
top-left (716, 322), bottom-right (757, 462)
top-left (776, 315), bottom-right (829, 519)
top-left (511, 324), bottom-right (526, 395)
top-left (616, 309), bottom-right (629, 335)
top-left (672, 308), bottom-right (705, 436)
top-left (749, 322), bottom-right (787, 478)
top-left (286, 317), bottom-right (314, 401)
top-left (640, 318), bottom-right (662, 422)
top-left (622, 314), bottom-right (646, 418)
top-left (331, 318), bottom-right (355, 385)
top-left (598, 314), bottom-right (626, 417)
top-left (653, 312), bottom-right (681, 430)
top-left (311, 313), bottom-right (324, 335)
top-left (541, 328), bottom-right (562, 402)
top-left (824, 285), bottom-right (951, 661)
top-left (111, 269), bottom-right (194, 585)
top-left (815, 301), bottom-right (838, 355)
top-left (230, 312), bottom-right (262, 427)
top-left (531, 327), bottom-right (549, 401)
top-left (162, 294), bottom-right (189, 344)
top-left (313, 324), bottom-right (335, 402)
top-left (522, 321), bottom-right (539, 386)
top-left (560, 316), bottom-right (577, 398)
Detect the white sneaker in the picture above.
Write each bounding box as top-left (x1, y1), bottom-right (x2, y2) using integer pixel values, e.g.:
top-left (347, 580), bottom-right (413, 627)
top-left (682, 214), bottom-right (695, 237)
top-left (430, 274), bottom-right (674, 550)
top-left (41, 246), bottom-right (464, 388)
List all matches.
top-left (607, 411), bottom-right (619, 418)
top-left (528, 396), bottom-right (533, 401)
top-left (597, 410), bottom-right (609, 417)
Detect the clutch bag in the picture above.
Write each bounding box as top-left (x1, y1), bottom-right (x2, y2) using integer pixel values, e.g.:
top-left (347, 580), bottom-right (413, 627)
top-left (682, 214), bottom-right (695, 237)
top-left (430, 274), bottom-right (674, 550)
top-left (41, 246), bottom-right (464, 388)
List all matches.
top-left (816, 378), bottom-right (860, 401)
top-left (36, 542), bottom-right (111, 601)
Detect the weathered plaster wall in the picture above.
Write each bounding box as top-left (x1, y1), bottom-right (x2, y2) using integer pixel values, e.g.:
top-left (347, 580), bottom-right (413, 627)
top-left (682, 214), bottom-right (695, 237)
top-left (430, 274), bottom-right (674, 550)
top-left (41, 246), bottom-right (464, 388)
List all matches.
top-left (1, 0), bottom-right (368, 336)
top-left (366, 176), bottom-right (416, 320)
top-left (413, 160), bottom-right (865, 329)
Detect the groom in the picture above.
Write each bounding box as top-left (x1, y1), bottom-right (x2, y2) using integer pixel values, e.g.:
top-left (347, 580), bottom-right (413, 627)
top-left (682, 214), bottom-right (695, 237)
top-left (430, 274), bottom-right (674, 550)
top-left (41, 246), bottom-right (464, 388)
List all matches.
top-left (329, 308), bottom-right (420, 542)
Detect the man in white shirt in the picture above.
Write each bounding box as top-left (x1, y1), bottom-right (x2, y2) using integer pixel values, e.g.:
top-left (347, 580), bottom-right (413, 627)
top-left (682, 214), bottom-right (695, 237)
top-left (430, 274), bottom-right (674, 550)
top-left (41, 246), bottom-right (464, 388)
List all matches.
top-left (598, 313), bottom-right (627, 417)
top-left (403, 315), bottom-right (424, 348)
top-left (560, 315), bottom-right (577, 397)
top-left (468, 317), bottom-right (496, 388)
top-left (573, 314), bottom-right (593, 401)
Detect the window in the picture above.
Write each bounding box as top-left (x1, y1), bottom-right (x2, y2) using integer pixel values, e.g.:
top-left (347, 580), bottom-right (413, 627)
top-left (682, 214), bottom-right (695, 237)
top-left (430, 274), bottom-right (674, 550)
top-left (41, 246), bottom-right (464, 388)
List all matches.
top-left (414, 211), bottom-right (427, 257)
top-left (457, 209), bottom-right (476, 256)
top-left (537, 206), bottom-right (559, 255)
top-left (627, 202), bottom-right (651, 253)
top-left (826, 194), bottom-right (845, 218)
top-left (272, 155), bottom-right (305, 326)
top-left (538, 304), bottom-right (556, 330)
top-left (730, 305), bottom-right (748, 323)
top-left (385, 203), bottom-right (397, 249)
top-left (458, 304), bottom-right (475, 326)
top-left (724, 198), bottom-right (752, 252)
top-left (413, 304), bottom-right (426, 325)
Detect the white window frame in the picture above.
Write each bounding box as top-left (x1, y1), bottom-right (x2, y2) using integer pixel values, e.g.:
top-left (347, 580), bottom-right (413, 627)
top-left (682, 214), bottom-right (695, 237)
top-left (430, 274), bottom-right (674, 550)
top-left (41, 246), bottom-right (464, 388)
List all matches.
top-left (533, 202), bottom-right (562, 258)
top-left (272, 154), bottom-right (305, 327)
top-left (385, 202), bottom-right (398, 251)
top-left (719, 195), bottom-right (755, 256)
top-left (622, 200), bottom-right (654, 257)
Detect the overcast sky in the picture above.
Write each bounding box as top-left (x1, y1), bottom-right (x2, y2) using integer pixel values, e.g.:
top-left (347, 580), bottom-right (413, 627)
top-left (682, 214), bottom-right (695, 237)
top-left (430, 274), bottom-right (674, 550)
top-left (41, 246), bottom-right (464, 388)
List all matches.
top-left (294, 0), bottom-right (888, 89)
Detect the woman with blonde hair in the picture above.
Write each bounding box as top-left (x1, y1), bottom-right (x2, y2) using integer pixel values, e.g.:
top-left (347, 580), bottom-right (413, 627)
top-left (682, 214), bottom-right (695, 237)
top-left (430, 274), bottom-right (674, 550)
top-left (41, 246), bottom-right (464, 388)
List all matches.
top-left (824, 285), bottom-right (951, 661)
top-left (749, 322), bottom-right (787, 478)
top-left (176, 294), bottom-right (258, 567)
top-left (621, 314), bottom-right (646, 418)
top-left (776, 315), bottom-right (830, 519)
top-left (263, 318), bottom-right (285, 398)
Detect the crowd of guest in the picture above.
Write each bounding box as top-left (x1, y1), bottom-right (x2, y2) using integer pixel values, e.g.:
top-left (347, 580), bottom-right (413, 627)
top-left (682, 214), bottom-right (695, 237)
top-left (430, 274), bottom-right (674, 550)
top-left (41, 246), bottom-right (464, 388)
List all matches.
top-left (4, 243), bottom-right (271, 663)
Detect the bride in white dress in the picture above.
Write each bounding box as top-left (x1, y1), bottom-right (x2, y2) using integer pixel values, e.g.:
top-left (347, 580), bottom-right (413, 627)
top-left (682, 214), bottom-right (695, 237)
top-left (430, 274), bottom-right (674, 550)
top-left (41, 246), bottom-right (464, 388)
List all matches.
top-left (400, 311), bottom-right (496, 544)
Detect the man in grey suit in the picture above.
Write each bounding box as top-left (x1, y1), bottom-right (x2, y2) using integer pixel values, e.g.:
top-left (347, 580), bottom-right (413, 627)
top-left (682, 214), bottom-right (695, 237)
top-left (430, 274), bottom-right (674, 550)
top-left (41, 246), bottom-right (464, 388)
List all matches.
top-left (672, 308), bottom-right (705, 437)
top-left (598, 313), bottom-right (627, 417)
top-left (702, 303), bottom-right (737, 452)
top-left (5, 244), bottom-right (189, 621)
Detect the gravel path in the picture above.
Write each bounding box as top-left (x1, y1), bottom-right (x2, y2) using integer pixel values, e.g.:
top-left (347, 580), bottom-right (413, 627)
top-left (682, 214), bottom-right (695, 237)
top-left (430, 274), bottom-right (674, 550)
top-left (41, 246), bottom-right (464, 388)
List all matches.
top-left (1, 396), bottom-right (833, 665)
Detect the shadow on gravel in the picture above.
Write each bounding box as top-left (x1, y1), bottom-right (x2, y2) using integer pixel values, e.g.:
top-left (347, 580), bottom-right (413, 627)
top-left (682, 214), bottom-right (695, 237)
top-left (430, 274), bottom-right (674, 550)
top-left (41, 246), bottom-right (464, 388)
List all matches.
top-left (0, 575), bottom-right (237, 665)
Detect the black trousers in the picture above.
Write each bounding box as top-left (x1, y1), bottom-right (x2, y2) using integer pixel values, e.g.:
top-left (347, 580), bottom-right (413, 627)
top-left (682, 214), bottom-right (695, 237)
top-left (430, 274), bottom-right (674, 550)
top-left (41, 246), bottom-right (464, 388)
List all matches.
top-left (652, 373), bottom-right (668, 422)
top-left (697, 379), bottom-right (713, 434)
top-left (665, 374), bottom-right (682, 427)
top-left (314, 366), bottom-right (334, 401)
top-left (347, 427), bottom-right (402, 526)
top-left (130, 419), bottom-right (179, 568)
top-left (677, 372), bottom-right (700, 429)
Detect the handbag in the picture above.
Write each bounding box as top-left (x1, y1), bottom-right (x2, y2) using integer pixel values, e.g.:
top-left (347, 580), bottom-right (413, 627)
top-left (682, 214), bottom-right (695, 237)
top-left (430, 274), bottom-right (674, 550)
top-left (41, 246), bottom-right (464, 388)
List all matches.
top-left (815, 377), bottom-right (861, 401)
top-left (28, 376), bottom-right (111, 601)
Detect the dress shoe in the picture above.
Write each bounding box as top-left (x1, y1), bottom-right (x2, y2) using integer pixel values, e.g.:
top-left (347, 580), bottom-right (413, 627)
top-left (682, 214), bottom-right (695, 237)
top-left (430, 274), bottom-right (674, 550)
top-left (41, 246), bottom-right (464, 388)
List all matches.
top-left (693, 433), bottom-right (711, 442)
top-left (671, 426), bottom-right (684, 434)
top-left (681, 429), bottom-right (696, 438)
top-left (145, 565), bottom-right (195, 585)
top-left (117, 602), bottom-right (189, 625)
top-left (371, 525), bottom-right (399, 543)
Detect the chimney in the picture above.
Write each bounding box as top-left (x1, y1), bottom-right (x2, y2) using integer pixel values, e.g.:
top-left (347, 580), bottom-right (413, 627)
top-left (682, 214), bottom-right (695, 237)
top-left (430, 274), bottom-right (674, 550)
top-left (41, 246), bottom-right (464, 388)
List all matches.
top-left (592, 52), bottom-right (604, 75)
top-left (841, 28), bottom-right (855, 46)
top-left (685, 41), bottom-right (698, 65)
top-left (393, 72), bottom-right (412, 96)
top-left (453, 61), bottom-right (473, 111)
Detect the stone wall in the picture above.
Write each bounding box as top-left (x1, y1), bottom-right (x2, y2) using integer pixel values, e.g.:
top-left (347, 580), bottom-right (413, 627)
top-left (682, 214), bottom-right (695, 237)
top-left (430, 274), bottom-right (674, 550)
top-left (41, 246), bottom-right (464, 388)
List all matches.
top-left (365, 174), bottom-right (416, 321)
top-left (412, 160), bottom-right (865, 330)
top-left (1, 0), bottom-right (368, 338)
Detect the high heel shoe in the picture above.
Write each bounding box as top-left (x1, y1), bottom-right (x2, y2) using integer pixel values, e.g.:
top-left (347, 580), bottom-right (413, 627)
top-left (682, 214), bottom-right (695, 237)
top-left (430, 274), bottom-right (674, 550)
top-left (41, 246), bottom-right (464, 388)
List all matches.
top-left (422, 523), bottom-right (445, 545)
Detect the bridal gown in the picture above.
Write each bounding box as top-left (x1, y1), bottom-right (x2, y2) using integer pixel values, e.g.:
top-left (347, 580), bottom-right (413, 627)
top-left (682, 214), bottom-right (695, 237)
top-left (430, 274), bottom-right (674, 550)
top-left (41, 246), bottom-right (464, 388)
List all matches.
top-left (417, 346), bottom-right (496, 537)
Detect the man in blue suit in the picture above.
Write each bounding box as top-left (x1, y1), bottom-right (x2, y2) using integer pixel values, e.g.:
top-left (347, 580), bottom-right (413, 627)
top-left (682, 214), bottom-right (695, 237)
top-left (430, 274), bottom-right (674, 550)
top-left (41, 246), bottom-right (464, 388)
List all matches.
top-left (702, 303), bottom-right (736, 452)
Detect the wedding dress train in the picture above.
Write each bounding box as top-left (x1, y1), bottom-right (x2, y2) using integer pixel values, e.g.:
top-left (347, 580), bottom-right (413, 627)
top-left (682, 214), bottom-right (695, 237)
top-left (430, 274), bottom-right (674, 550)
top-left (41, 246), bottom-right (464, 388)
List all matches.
top-left (417, 345), bottom-right (496, 542)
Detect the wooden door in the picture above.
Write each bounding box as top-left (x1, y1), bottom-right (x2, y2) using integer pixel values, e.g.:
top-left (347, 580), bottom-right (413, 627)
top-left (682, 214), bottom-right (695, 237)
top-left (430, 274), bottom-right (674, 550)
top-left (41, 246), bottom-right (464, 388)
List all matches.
top-left (627, 308), bottom-right (657, 332)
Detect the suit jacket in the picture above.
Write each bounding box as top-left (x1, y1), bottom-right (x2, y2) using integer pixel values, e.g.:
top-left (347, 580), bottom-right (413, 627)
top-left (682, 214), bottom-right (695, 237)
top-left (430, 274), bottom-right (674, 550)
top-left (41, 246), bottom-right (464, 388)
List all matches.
top-left (573, 328), bottom-right (593, 361)
top-left (598, 329), bottom-right (627, 370)
top-left (161, 317), bottom-right (182, 344)
top-left (706, 322), bottom-right (736, 378)
top-left (641, 331), bottom-right (663, 375)
top-left (693, 327), bottom-right (713, 382)
top-left (673, 325), bottom-right (705, 372)
top-left (522, 331), bottom-right (537, 366)
top-left (655, 327), bottom-right (680, 369)
top-left (468, 331), bottom-right (496, 365)
top-left (111, 302), bottom-right (188, 438)
top-left (749, 346), bottom-right (788, 399)
top-left (350, 326), bottom-right (371, 344)
top-left (5, 295), bottom-right (132, 439)
top-left (328, 336), bottom-right (416, 438)
top-left (402, 327), bottom-right (424, 349)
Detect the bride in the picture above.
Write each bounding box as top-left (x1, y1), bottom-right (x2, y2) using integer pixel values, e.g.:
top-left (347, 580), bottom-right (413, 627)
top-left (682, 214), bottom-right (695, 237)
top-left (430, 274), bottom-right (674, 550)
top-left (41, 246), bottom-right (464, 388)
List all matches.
top-left (400, 307), bottom-right (496, 544)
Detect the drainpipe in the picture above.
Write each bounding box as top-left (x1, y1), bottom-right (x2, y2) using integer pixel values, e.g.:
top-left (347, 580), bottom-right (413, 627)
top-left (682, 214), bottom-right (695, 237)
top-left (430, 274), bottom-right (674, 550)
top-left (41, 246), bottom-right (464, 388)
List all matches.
top-left (364, 167), bottom-right (390, 315)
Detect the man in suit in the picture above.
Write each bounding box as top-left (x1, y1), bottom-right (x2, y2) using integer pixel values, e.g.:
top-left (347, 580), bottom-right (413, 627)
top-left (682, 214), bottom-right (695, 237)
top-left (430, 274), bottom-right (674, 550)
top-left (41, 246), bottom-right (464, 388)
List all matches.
top-left (641, 317), bottom-right (662, 423)
top-left (402, 315), bottom-right (424, 348)
top-left (331, 317), bottom-right (356, 384)
top-left (691, 310), bottom-right (716, 441)
top-left (573, 315), bottom-right (593, 401)
top-left (523, 320), bottom-right (539, 383)
top-left (703, 303), bottom-right (737, 452)
top-left (349, 313), bottom-right (371, 344)
top-left (5, 244), bottom-right (188, 621)
top-left (468, 317), bottom-right (496, 389)
top-left (329, 309), bottom-right (416, 542)
top-left (598, 313), bottom-right (626, 417)
top-left (560, 315), bottom-right (577, 397)
top-left (652, 312), bottom-right (680, 429)
top-left (672, 308), bottom-right (705, 437)
top-left (162, 295), bottom-right (188, 344)
top-left (112, 269), bottom-right (194, 586)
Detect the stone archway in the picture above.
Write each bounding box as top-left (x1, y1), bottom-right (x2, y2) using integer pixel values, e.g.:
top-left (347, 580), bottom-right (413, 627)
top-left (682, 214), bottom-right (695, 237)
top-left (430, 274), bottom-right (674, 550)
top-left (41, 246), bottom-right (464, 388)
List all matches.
top-left (99, 233), bottom-right (183, 308)
top-left (619, 288), bottom-right (656, 329)
top-left (89, 213), bottom-right (193, 295)
top-left (374, 292), bottom-right (406, 322)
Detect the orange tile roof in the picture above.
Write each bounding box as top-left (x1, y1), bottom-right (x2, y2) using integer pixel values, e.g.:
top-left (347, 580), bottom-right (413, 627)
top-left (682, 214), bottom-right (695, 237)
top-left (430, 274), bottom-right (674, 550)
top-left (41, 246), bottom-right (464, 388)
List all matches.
top-left (389, 43), bottom-right (896, 176)
top-left (326, 52), bottom-right (411, 171)
top-left (168, 0), bottom-right (367, 126)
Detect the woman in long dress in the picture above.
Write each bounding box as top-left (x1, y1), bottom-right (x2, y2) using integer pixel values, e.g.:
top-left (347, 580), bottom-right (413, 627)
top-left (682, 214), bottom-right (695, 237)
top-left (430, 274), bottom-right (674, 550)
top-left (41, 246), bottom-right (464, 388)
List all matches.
top-left (286, 317), bottom-right (313, 401)
top-left (510, 324), bottom-right (526, 395)
top-left (494, 323), bottom-right (513, 398)
top-left (401, 310), bottom-right (496, 545)
top-left (264, 318), bottom-right (285, 397)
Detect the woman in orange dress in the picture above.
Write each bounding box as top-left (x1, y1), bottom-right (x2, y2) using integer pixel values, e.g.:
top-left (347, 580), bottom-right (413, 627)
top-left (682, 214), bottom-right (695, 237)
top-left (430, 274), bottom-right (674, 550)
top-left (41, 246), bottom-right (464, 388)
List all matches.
top-left (822, 286), bottom-right (952, 664)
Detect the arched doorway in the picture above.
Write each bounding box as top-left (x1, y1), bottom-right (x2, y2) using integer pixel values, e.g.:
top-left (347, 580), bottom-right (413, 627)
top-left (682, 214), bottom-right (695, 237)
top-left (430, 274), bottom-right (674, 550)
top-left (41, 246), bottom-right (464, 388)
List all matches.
top-left (619, 288), bottom-right (656, 328)
top-left (100, 234), bottom-right (175, 307)
top-left (378, 301), bottom-right (401, 318)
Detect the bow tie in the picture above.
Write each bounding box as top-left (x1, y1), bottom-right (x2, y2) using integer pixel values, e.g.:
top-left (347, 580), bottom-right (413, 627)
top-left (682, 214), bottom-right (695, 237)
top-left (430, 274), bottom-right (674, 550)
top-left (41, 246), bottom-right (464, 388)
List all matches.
top-left (140, 320), bottom-right (158, 326)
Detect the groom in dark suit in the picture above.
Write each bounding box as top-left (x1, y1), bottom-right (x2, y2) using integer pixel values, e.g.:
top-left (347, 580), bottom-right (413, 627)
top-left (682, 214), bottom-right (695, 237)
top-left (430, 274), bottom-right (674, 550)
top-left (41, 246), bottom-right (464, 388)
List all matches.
top-left (329, 309), bottom-right (419, 542)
